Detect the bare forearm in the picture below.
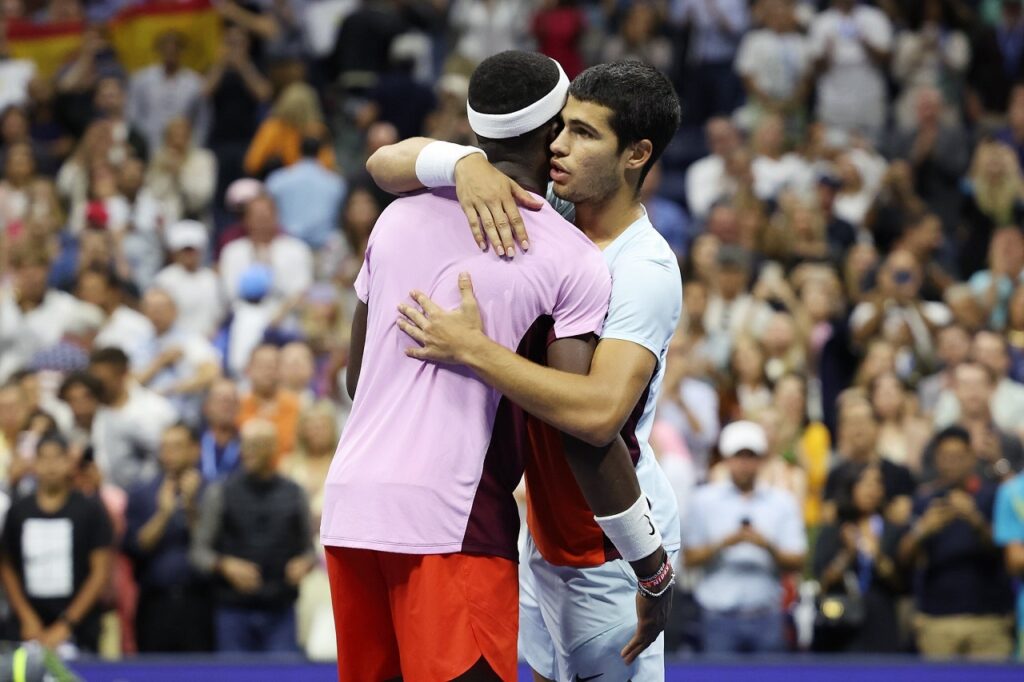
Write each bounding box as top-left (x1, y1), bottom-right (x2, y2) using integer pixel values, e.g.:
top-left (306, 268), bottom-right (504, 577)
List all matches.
top-left (459, 333), bottom-right (623, 446)
top-left (136, 509), bottom-right (172, 553)
top-left (561, 435), bottom-right (642, 518)
top-left (1, 562), bottom-right (36, 622)
top-left (236, 62), bottom-right (272, 102)
top-left (64, 561), bottom-right (109, 624)
top-left (683, 544), bottom-right (721, 569)
top-left (365, 137), bottom-right (437, 194)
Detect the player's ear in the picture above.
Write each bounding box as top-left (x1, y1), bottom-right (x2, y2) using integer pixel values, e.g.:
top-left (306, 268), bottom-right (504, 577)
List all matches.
top-left (624, 139), bottom-right (653, 172)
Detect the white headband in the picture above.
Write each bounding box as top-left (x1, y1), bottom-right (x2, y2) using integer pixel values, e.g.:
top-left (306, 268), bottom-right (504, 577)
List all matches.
top-left (466, 59), bottom-right (570, 139)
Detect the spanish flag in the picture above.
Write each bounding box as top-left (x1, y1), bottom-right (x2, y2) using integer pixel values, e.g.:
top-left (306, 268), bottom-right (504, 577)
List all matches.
top-left (109, 0), bottom-right (222, 73)
top-left (5, 20), bottom-right (84, 79)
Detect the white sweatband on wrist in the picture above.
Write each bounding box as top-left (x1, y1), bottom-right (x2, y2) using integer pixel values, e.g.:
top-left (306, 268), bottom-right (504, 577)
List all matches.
top-left (414, 141), bottom-right (486, 189)
top-left (594, 495), bottom-right (663, 562)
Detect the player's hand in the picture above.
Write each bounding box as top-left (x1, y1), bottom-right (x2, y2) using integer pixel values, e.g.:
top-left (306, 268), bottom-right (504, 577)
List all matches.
top-left (622, 584), bottom-right (673, 665)
top-left (219, 556), bottom-right (263, 593)
top-left (399, 272), bottom-right (484, 364)
top-left (285, 555), bottom-right (316, 586)
top-left (20, 613), bottom-right (44, 642)
top-left (454, 153), bottom-right (543, 257)
top-left (39, 621), bottom-right (72, 650)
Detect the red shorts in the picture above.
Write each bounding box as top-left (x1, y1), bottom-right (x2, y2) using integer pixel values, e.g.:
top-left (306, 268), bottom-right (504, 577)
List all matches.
top-left (325, 546), bottom-right (518, 682)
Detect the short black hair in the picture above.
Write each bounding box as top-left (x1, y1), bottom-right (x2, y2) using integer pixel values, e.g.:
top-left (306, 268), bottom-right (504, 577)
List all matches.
top-left (75, 265), bottom-right (121, 293)
top-left (59, 371), bottom-right (105, 402)
top-left (299, 136), bottom-right (321, 158)
top-left (89, 346), bottom-right (129, 371)
top-left (834, 462), bottom-right (879, 523)
top-left (468, 51), bottom-right (561, 117)
top-left (568, 60), bottom-right (681, 190)
top-left (37, 430), bottom-right (69, 455)
top-left (931, 425), bottom-right (972, 451)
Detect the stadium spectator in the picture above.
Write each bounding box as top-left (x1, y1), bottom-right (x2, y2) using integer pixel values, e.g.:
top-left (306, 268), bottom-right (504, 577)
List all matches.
top-left (824, 398), bottom-right (916, 524)
top-left (152, 220), bottom-right (226, 339)
top-left (813, 463), bottom-right (905, 653)
top-left (959, 141), bottom-right (1024, 279)
top-left (190, 419), bottom-right (315, 653)
top-left (531, 0), bottom-right (586, 79)
top-left (899, 426), bottom-right (1015, 659)
top-left (265, 137), bottom-right (347, 250)
top-left (602, 1), bottom-right (673, 74)
top-left (968, 0), bottom-right (1024, 120)
top-left (124, 424), bottom-right (212, 652)
top-left (127, 30), bottom-right (208, 153)
top-left (218, 194), bottom-right (313, 304)
top-left (656, 336), bottom-right (720, 474)
top-left (57, 371), bottom-right (103, 459)
top-left (677, 0), bottom-right (749, 125)
top-left (243, 83), bottom-right (334, 178)
top-left (870, 371), bottom-right (932, 475)
top-left (134, 288), bottom-right (221, 425)
top-left (0, 433), bottom-right (113, 653)
top-left (144, 116), bottom-right (217, 223)
top-left (198, 379), bottom-right (242, 482)
top-left (685, 117), bottom-right (743, 220)
top-left (968, 227), bottom-right (1024, 332)
top-left (88, 347), bottom-right (177, 491)
top-left (238, 344), bottom-right (300, 463)
top-left (79, 267), bottom-right (155, 360)
top-left (684, 421), bottom-right (806, 654)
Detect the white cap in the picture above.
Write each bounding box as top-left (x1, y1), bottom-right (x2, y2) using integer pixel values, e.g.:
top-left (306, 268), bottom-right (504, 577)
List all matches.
top-left (719, 421), bottom-right (768, 458)
top-left (225, 178), bottom-right (263, 211)
top-left (65, 302), bottom-right (105, 336)
top-left (165, 220), bottom-right (208, 252)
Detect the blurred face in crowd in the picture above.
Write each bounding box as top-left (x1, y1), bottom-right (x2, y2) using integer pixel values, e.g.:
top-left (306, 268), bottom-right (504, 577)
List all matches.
top-left (164, 117), bottom-right (191, 152)
top-left (762, 0), bottom-right (794, 32)
top-left (852, 466), bottom-right (885, 516)
top-left (902, 214), bottom-right (943, 258)
top-left (240, 420), bottom-right (277, 476)
top-left (301, 406), bottom-right (338, 456)
top-left (5, 142), bottom-right (35, 185)
top-left (881, 250), bottom-right (922, 304)
top-left (682, 280), bottom-right (708, 321)
top-left (0, 386), bottom-right (27, 436)
top-left (244, 195), bottom-right (278, 244)
top-left (75, 269), bottom-right (112, 310)
top-left (871, 372), bottom-right (904, 421)
top-left (88, 361), bottom-right (126, 405)
top-left (343, 188), bottom-right (381, 253)
top-left (280, 342), bottom-right (315, 394)
top-left (14, 257), bottom-right (49, 305)
top-left (934, 436), bottom-right (975, 487)
top-left (142, 289), bottom-right (178, 336)
top-left (1009, 90), bottom-right (1024, 132)
top-left (94, 77), bottom-right (126, 118)
top-left (705, 117), bottom-right (740, 159)
top-left (732, 337), bottom-right (764, 385)
top-left (860, 340), bottom-right (895, 386)
top-left (707, 205), bottom-right (740, 244)
top-left (839, 400), bottom-right (878, 460)
top-left (174, 246), bottom-right (202, 272)
top-left (248, 345), bottom-right (280, 397)
top-left (915, 88), bottom-right (943, 128)
top-left (727, 451), bottom-right (762, 492)
top-left (204, 379), bottom-right (240, 429)
top-left (761, 313), bottom-right (797, 359)
top-left (1, 107), bottom-right (28, 142)
top-left (753, 115), bottom-right (785, 158)
top-left (157, 32), bottom-right (185, 71)
top-left (936, 325), bottom-right (971, 368)
top-left (118, 157), bottom-right (145, 197)
top-left (717, 262), bottom-right (748, 300)
top-left (773, 374), bottom-right (805, 421)
top-left (1010, 286), bottom-right (1024, 329)
top-left (622, 1), bottom-right (657, 43)
top-left (365, 122), bottom-right (399, 158)
top-left (690, 234), bottom-right (719, 283)
top-left (63, 381), bottom-right (100, 428)
top-left (35, 440), bottom-right (72, 493)
top-left (78, 229), bottom-right (114, 271)
top-left (988, 227), bottom-right (1024, 275)
top-left (954, 363), bottom-right (993, 420)
top-left (159, 425), bottom-right (198, 476)
top-left (972, 331), bottom-right (1010, 380)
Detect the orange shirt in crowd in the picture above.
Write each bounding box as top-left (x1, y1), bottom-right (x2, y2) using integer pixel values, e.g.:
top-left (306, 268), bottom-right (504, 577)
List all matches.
top-left (238, 389), bottom-right (301, 467)
top-left (243, 118), bottom-right (336, 176)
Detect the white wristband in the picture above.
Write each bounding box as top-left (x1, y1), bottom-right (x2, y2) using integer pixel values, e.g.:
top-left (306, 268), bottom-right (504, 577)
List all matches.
top-left (414, 141), bottom-right (487, 189)
top-left (594, 495), bottom-right (663, 562)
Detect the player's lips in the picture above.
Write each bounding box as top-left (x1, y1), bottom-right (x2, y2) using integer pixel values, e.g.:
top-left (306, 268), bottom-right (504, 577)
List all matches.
top-left (550, 161), bottom-right (570, 183)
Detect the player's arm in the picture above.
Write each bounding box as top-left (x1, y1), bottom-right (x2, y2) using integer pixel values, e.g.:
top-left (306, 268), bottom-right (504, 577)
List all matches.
top-left (365, 139), bottom-right (540, 255)
top-left (346, 301), bottom-right (368, 399)
top-left (1007, 542), bottom-right (1024, 575)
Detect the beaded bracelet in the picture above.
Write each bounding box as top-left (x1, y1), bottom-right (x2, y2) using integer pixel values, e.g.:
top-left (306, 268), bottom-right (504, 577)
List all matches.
top-left (637, 553), bottom-right (675, 599)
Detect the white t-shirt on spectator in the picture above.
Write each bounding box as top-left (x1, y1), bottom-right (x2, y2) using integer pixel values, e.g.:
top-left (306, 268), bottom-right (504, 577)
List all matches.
top-left (932, 378), bottom-right (1024, 436)
top-left (752, 154), bottom-right (811, 201)
top-left (0, 288), bottom-right (81, 383)
top-left (849, 299), bottom-right (951, 361)
top-left (95, 306), bottom-right (156, 364)
top-left (809, 6), bottom-right (893, 138)
top-left (0, 60), bottom-right (36, 111)
top-left (685, 155), bottom-right (729, 220)
top-left (735, 29), bottom-right (811, 101)
top-left (153, 264), bottom-right (226, 338)
top-left (92, 382), bottom-right (178, 491)
top-left (219, 236), bottom-right (314, 303)
top-left (704, 293), bottom-right (774, 340)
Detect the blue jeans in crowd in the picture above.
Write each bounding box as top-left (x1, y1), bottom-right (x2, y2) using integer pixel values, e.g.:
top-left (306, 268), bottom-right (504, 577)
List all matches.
top-left (215, 605), bottom-right (299, 653)
top-left (701, 608), bottom-right (786, 654)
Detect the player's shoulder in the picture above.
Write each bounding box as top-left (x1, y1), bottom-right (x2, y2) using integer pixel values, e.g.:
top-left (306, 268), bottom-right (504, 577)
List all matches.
top-left (608, 221), bottom-right (681, 291)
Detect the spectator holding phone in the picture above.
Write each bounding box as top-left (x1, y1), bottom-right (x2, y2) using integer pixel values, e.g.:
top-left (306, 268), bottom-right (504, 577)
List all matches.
top-left (684, 421), bottom-right (807, 653)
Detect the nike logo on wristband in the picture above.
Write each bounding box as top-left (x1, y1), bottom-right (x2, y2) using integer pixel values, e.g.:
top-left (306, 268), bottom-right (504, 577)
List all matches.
top-left (574, 674), bottom-right (604, 682)
top-left (644, 514), bottom-right (655, 535)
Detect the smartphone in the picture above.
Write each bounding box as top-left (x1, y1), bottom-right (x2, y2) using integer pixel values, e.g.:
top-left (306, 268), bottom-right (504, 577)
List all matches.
top-left (740, 517), bottom-right (751, 527)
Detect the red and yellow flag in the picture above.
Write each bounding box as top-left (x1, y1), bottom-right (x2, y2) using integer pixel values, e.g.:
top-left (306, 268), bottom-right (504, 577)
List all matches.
top-left (109, 0), bottom-right (223, 73)
top-left (5, 20), bottom-right (84, 79)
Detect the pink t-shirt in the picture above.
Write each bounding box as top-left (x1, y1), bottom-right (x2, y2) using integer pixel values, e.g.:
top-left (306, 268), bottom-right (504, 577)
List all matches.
top-left (320, 188), bottom-right (610, 558)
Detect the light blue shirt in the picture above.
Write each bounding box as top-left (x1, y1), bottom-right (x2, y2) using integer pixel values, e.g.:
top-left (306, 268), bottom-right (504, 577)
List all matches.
top-left (266, 160), bottom-right (348, 249)
top-left (673, 0), bottom-right (750, 63)
top-left (684, 480), bottom-right (807, 612)
top-left (968, 270), bottom-right (1024, 330)
top-left (994, 473), bottom-right (1024, 656)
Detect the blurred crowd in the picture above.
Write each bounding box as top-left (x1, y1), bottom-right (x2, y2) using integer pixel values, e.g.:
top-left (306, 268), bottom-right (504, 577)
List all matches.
top-left (1, 0), bottom-right (1024, 664)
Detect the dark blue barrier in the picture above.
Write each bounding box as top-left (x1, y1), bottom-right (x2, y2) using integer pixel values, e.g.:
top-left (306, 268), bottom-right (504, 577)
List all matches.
top-left (66, 657), bottom-right (1022, 682)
